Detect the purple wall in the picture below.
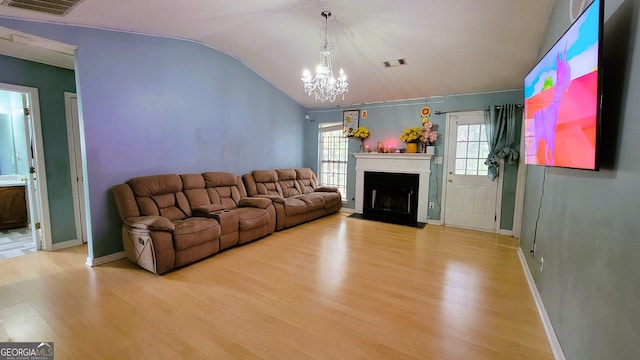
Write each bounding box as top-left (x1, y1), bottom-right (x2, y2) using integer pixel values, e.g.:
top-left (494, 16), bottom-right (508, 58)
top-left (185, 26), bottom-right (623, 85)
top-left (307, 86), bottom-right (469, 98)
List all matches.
top-left (0, 18), bottom-right (305, 259)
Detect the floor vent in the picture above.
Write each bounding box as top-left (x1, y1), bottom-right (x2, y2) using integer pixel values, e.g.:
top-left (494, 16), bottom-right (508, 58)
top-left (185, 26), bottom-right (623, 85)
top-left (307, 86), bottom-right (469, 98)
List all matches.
top-left (2, 0), bottom-right (84, 16)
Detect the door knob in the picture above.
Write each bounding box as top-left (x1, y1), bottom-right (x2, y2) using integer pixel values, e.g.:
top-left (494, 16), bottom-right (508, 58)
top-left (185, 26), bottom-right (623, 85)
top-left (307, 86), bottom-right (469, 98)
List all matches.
top-left (448, 179), bottom-right (453, 183)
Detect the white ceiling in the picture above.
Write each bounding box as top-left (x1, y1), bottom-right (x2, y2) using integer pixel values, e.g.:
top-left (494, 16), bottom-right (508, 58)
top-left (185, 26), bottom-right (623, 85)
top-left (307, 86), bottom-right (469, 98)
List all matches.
top-left (0, 0), bottom-right (556, 109)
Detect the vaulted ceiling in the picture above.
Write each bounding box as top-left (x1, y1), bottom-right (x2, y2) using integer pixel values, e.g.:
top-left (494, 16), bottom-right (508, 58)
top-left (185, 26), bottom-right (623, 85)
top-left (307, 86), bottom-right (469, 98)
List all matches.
top-left (0, 0), bottom-right (556, 109)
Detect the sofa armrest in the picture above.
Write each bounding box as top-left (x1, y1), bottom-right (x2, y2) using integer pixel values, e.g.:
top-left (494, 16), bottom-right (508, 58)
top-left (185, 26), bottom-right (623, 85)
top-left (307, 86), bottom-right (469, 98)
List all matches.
top-left (124, 216), bottom-right (175, 231)
top-left (315, 186), bottom-right (338, 193)
top-left (192, 204), bottom-right (227, 216)
top-left (254, 194), bottom-right (286, 204)
top-left (239, 197), bottom-right (272, 209)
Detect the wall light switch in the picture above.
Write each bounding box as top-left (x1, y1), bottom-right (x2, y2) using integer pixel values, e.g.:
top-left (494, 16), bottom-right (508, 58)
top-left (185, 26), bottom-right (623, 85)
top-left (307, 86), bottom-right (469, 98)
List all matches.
top-left (435, 156), bottom-right (443, 164)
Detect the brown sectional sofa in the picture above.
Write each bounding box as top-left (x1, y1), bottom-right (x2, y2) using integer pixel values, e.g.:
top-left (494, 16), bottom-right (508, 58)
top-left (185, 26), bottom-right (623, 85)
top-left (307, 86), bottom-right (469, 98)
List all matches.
top-left (112, 168), bottom-right (341, 274)
top-left (181, 172), bottom-right (276, 247)
top-left (242, 168), bottom-right (342, 230)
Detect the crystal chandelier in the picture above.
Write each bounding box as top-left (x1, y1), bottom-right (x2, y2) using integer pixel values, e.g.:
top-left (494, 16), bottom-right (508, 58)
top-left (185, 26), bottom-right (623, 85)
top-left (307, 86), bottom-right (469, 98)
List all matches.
top-left (301, 11), bottom-right (348, 103)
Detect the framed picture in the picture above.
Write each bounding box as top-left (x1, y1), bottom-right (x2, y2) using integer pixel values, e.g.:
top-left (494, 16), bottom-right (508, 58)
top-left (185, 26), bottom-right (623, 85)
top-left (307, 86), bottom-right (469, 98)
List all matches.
top-left (342, 110), bottom-right (360, 137)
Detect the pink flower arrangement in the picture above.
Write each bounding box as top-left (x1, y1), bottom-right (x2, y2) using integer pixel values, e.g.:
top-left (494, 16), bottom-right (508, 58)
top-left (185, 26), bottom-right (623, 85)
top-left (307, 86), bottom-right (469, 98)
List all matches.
top-left (422, 117), bottom-right (438, 145)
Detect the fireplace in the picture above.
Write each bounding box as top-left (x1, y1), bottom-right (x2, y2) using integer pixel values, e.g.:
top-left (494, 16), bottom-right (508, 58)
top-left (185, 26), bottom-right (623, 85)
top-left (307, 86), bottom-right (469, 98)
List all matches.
top-left (363, 172), bottom-right (419, 223)
top-left (353, 153), bottom-right (432, 224)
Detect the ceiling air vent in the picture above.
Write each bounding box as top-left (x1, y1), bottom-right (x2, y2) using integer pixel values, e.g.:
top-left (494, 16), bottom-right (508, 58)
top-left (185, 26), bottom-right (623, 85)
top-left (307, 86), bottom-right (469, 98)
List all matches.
top-left (383, 58), bottom-right (407, 68)
top-left (2, 0), bottom-right (85, 16)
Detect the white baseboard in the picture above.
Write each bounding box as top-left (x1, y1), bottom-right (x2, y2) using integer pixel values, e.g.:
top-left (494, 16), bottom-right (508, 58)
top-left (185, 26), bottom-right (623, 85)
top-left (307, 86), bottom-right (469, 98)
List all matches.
top-left (51, 239), bottom-right (82, 251)
top-left (517, 247), bottom-right (566, 360)
top-left (498, 229), bottom-right (514, 236)
top-left (86, 251), bottom-right (126, 267)
top-left (340, 207), bottom-right (355, 214)
top-left (427, 218), bottom-right (443, 225)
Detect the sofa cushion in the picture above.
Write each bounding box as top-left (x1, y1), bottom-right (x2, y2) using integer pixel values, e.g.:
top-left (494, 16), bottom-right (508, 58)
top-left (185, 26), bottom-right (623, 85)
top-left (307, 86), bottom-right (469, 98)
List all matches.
top-left (238, 197), bottom-right (272, 209)
top-left (202, 172), bottom-right (246, 209)
top-left (203, 172), bottom-right (237, 187)
top-left (294, 194), bottom-right (325, 211)
top-left (172, 217), bottom-right (220, 250)
top-left (252, 170), bottom-right (278, 183)
top-left (316, 191), bottom-right (342, 209)
top-left (234, 207), bottom-right (270, 230)
top-left (295, 168), bottom-right (319, 194)
top-left (180, 174), bottom-right (212, 211)
top-left (129, 174), bottom-right (182, 197)
top-left (129, 174), bottom-right (191, 221)
top-left (277, 169), bottom-right (302, 197)
top-left (283, 198), bottom-right (308, 216)
top-left (250, 170), bottom-right (283, 196)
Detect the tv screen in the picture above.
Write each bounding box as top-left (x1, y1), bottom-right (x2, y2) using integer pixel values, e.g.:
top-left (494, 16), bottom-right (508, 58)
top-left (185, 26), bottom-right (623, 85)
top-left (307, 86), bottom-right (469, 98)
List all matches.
top-left (524, 0), bottom-right (603, 170)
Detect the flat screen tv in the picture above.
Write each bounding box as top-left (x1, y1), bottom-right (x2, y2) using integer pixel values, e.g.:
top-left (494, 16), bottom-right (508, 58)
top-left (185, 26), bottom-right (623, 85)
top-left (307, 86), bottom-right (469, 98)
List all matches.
top-left (524, 0), bottom-right (603, 170)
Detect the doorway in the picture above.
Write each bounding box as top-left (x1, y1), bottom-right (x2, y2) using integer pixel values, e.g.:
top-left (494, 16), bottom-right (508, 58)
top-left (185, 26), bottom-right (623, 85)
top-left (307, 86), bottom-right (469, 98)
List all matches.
top-left (64, 92), bottom-right (87, 244)
top-left (443, 111), bottom-right (499, 231)
top-left (0, 83), bottom-right (51, 255)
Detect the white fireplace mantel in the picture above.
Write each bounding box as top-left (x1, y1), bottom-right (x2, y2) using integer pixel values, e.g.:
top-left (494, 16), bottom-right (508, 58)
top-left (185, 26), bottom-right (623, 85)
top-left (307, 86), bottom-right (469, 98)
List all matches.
top-left (353, 153), bottom-right (432, 223)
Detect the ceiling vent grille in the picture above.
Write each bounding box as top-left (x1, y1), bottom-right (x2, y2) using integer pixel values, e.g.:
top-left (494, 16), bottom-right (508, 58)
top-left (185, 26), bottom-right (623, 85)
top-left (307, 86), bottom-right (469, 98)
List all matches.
top-left (383, 58), bottom-right (407, 68)
top-left (2, 0), bottom-right (84, 16)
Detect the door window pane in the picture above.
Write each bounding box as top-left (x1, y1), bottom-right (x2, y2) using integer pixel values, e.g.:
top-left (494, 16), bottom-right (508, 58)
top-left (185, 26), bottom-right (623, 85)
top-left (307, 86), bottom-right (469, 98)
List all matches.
top-left (469, 125), bottom-right (481, 141)
top-left (456, 142), bottom-right (468, 158)
top-left (457, 125), bottom-right (469, 141)
top-left (467, 142), bottom-right (479, 158)
top-left (479, 142), bottom-right (490, 158)
top-left (455, 159), bottom-right (467, 174)
top-left (454, 122), bottom-right (491, 176)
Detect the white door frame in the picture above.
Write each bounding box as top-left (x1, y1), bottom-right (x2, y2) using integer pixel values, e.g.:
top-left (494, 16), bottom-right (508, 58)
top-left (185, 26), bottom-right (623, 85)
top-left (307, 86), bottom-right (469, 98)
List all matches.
top-left (64, 92), bottom-right (88, 245)
top-left (0, 82), bottom-right (52, 250)
top-left (440, 111), bottom-right (504, 233)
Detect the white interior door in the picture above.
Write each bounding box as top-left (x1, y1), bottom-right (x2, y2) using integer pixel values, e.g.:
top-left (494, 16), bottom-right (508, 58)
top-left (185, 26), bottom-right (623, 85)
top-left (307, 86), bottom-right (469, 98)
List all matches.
top-left (444, 111), bottom-right (497, 231)
top-left (20, 93), bottom-right (44, 249)
top-left (1, 83), bottom-right (51, 251)
top-left (65, 92), bottom-right (87, 244)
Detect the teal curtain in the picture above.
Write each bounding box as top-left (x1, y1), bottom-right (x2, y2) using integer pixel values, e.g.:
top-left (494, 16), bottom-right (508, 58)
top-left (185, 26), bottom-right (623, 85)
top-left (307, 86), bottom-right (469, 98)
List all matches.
top-left (484, 104), bottom-right (520, 181)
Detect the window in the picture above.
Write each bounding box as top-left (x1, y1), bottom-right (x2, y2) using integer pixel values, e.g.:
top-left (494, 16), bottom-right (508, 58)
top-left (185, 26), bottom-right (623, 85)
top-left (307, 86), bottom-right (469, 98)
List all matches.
top-left (318, 122), bottom-right (348, 201)
top-left (455, 124), bottom-right (490, 176)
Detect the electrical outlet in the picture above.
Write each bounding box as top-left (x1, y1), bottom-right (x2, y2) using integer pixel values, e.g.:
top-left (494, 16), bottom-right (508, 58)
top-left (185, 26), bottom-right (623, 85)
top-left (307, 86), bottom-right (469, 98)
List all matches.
top-left (435, 156), bottom-right (443, 164)
top-left (429, 202), bottom-right (435, 209)
top-left (539, 257), bottom-right (544, 272)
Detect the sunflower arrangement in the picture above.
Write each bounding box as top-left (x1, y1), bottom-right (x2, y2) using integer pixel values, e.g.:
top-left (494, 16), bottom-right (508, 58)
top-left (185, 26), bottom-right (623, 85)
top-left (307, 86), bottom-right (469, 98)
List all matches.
top-left (400, 127), bottom-right (424, 143)
top-left (352, 126), bottom-right (371, 152)
top-left (352, 126), bottom-right (371, 140)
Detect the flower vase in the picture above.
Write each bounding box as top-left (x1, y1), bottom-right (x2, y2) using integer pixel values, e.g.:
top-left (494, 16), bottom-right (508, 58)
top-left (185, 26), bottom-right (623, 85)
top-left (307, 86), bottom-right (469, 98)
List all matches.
top-left (359, 140), bottom-right (366, 153)
top-left (406, 143), bottom-right (418, 153)
top-left (426, 145), bottom-right (435, 155)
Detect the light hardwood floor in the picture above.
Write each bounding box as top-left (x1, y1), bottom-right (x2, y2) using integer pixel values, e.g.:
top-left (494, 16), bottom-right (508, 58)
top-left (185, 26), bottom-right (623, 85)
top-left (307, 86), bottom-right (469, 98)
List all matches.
top-left (0, 213), bottom-right (552, 359)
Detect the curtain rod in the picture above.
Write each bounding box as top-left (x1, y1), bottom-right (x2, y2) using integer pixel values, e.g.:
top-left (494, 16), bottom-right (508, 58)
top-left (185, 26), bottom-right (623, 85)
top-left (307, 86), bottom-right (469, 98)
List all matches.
top-left (433, 104), bottom-right (523, 116)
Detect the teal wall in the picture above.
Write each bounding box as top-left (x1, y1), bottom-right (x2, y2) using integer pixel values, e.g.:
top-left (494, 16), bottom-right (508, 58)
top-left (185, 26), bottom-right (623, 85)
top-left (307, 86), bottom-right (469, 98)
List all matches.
top-left (304, 90), bottom-right (522, 229)
top-left (0, 54), bottom-right (77, 244)
top-left (520, 0), bottom-right (640, 358)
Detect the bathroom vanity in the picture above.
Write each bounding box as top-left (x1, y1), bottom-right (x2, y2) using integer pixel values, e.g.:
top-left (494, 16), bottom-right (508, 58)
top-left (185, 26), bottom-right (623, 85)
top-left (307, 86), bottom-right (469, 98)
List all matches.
top-left (0, 176), bottom-right (28, 230)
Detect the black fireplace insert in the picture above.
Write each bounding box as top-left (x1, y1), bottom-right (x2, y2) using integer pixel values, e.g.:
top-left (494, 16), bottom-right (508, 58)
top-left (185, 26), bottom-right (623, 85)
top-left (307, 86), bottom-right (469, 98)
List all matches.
top-left (362, 171), bottom-right (419, 224)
